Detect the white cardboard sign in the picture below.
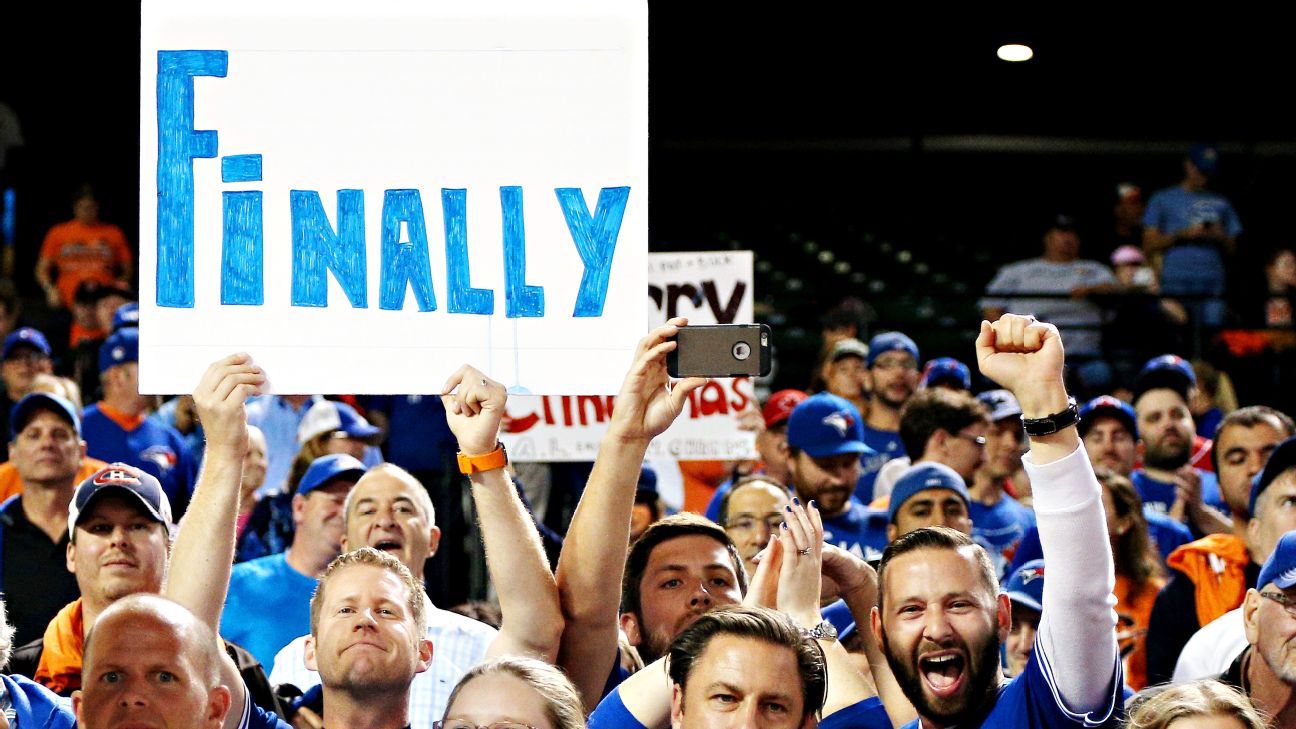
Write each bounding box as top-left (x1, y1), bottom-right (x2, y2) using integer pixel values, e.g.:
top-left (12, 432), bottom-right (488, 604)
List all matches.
top-left (139, 0), bottom-right (648, 395)
top-left (503, 251), bottom-right (757, 461)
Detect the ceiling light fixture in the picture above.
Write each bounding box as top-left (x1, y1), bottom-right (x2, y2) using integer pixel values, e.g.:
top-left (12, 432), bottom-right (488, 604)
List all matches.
top-left (997, 44), bottom-right (1033, 62)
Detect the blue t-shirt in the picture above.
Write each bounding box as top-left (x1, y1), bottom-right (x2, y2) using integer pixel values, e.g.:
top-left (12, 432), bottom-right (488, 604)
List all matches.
top-left (590, 686), bottom-right (890, 729)
top-left (1130, 469), bottom-right (1226, 520)
top-left (970, 495), bottom-right (1037, 579)
top-left (824, 500), bottom-right (889, 562)
top-left (1010, 506), bottom-right (1192, 574)
top-left (857, 425), bottom-right (907, 502)
top-left (81, 404), bottom-right (197, 520)
top-left (220, 551), bottom-right (320, 672)
top-left (362, 395), bottom-right (456, 473)
top-left (1142, 185), bottom-right (1243, 238)
top-left (899, 645), bottom-right (1123, 729)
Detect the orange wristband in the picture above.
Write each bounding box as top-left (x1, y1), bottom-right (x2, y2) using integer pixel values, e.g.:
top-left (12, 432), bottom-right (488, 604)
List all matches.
top-left (457, 442), bottom-right (508, 475)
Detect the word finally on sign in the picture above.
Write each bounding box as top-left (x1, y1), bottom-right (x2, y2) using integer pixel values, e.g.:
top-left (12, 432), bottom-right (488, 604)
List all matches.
top-left (140, 1), bottom-right (648, 395)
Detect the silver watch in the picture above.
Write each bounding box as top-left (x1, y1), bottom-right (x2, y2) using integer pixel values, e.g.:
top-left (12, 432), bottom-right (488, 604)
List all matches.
top-left (802, 620), bottom-right (838, 642)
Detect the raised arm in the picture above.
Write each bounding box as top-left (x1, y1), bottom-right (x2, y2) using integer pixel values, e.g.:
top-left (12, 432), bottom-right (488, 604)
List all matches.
top-left (555, 318), bottom-right (705, 710)
top-left (441, 366), bottom-right (563, 662)
top-left (976, 315), bottom-right (1120, 718)
top-left (164, 354), bottom-right (266, 729)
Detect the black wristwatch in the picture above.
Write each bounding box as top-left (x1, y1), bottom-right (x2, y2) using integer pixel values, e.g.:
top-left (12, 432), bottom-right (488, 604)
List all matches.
top-left (1020, 398), bottom-right (1079, 437)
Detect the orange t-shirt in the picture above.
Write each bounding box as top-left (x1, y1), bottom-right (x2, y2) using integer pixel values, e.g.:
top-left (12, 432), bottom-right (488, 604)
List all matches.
top-left (680, 460), bottom-right (733, 515)
top-left (39, 220), bottom-right (132, 307)
top-left (0, 458), bottom-right (110, 503)
top-left (1114, 573), bottom-right (1164, 691)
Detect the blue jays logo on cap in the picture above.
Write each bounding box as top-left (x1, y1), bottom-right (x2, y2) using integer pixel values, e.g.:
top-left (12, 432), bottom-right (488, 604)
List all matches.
top-left (1019, 566), bottom-right (1044, 584)
top-left (822, 411), bottom-right (854, 438)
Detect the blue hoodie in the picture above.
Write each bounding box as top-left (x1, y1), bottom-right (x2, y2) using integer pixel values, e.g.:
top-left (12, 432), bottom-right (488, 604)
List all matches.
top-left (1, 673), bottom-right (75, 728)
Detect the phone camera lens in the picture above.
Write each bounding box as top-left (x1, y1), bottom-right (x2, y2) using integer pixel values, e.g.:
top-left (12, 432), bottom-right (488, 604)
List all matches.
top-left (732, 342), bottom-right (751, 361)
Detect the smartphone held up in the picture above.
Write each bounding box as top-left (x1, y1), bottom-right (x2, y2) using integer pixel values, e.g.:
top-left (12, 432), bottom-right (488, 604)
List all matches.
top-left (667, 324), bottom-right (772, 378)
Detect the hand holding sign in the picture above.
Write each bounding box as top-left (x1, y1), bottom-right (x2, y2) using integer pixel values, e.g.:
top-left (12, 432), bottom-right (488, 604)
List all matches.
top-left (606, 318), bottom-right (707, 445)
top-left (442, 365), bottom-right (508, 456)
top-left (192, 353), bottom-right (265, 456)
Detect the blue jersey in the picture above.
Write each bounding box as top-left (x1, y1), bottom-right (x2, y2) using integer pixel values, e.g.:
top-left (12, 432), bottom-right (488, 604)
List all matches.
top-left (1010, 507), bottom-right (1191, 575)
top-left (857, 425), bottom-right (906, 502)
top-left (900, 645), bottom-right (1123, 729)
top-left (1130, 469), bottom-right (1226, 520)
top-left (970, 494), bottom-right (1037, 579)
top-left (1143, 186), bottom-right (1243, 238)
top-left (824, 500), bottom-right (889, 562)
top-left (81, 404), bottom-right (196, 520)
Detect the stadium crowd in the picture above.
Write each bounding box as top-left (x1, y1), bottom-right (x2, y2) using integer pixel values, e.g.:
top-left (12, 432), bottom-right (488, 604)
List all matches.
top-left (0, 144), bottom-right (1291, 729)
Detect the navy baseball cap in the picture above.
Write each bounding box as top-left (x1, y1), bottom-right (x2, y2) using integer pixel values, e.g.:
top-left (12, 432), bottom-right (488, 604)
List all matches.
top-left (786, 393), bottom-right (869, 459)
top-left (1133, 354), bottom-right (1195, 404)
top-left (887, 462), bottom-right (970, 524)
top-left (297, 400), bottom-right (382, 445)
top-left (3, 327), bottom-right (51, 360)
top-left (1078, 395), bottom-right (1139, 440)
top-left (112, 302), bottom-right (140, 331)
top-left (1258, 530), bottom-right (1296, 591)
top-left (99, 327), bottom-right (139, 372)
top-left (298, 454), bottom-right (367, 496)
top-left (1250, 436), bottom-right (1296, 517)
top-left (10, 392), bottom-right (80, 441)
top-left (866, 332), bottom-right (919, 368)
top-left (1189, 143), bottom-right (1219, 176)
top-left (977, 389), bottom-right (1022, 423)
top-left (69, 463), bottom-right (173, 539)
top-left (1004, 559), bottom-right (1046, 613)
top-left (921, 358), bottom-right (971, 391)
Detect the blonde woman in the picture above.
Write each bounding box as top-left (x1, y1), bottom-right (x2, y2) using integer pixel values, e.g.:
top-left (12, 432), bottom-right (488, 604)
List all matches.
top-left (1125, 680), bottom-right (1265, 729)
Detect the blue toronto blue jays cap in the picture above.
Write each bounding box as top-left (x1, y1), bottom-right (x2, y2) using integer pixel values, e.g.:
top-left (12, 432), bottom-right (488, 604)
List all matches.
top-left (1078, 395), bottom-right (1138, 440)
top-left (1189, 143), bottom-right (1219, 176)
top-left (3, 327), bottom-right (51, 360)
top-left (112, 301), bottom-right (140, 331)
top-left (866, 332), bottom-right (919, 368)
top-left (98, 327), bottom-right (139, 373)
top-left (297, 400), bottom-right (382, 445)
top-left (887, 462), bottom-right (970, 524)
top-left (1258, 530), bottom-right (1296, 591)
top-left (977, 389), bottom-right (1022, 423)
top-left (921, 357), bottom-right (971, 391)
top-left (1003, 559), bottom-right (1045, 613)
top-left (1251, 436), bottom-right (1296, 517)
top-left (297, 453), bottom-right (368, 496)
top-left (69, 462), bottom-right (173, 539)
top-left (786, 393), bottom-right (869, 459)
top-left (1133, 354), bottom-right (1195, 405)
top-left (10, 392), bottom-right (80, 441)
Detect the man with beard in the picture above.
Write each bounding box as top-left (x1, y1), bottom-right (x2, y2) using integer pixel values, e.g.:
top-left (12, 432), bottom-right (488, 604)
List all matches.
top-left (857, 332), bottom-right (920, 502)
top-left (1149, 414), bottom-right (1296, 685)
top-left (870, 314), bottom-right (1123, 729)
top-left (1131, 355), bottom-right (1230, 536)
top-left (785, 392), bottom-right (879, 560)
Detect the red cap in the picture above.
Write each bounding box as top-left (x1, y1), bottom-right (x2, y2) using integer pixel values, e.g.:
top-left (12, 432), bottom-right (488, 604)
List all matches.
top-left (763, 389), bottom-right (809, 428)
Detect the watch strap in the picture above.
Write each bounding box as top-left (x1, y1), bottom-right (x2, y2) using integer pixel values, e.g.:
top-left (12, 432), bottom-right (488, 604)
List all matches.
top-left (457, 442), bottom-right (508, 474)
top-left (1020, 398), bottom-right (1079, 437)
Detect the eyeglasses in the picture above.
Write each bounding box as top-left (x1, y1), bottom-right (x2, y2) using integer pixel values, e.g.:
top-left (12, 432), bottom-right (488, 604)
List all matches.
top-left (1260, 591), bottom-right (1296, 618)
top-left (954, 433), bottom-right (987, 448)
top-left (435, 716), bottom-right (536, 721)
top-left (725, 514), bottom-right (785, 533)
